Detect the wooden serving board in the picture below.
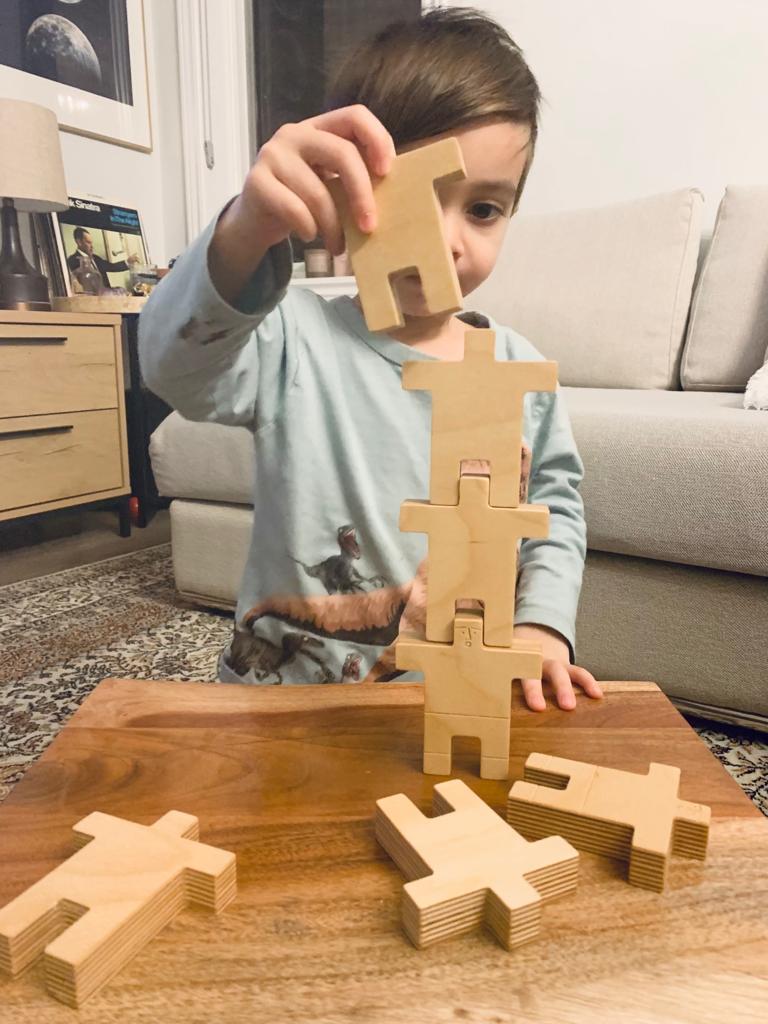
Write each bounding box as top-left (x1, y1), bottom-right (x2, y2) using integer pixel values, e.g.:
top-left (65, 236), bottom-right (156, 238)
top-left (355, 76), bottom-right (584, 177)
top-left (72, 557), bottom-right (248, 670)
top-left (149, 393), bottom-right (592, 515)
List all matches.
top-left (0, 678), bottom-right (765, 1024)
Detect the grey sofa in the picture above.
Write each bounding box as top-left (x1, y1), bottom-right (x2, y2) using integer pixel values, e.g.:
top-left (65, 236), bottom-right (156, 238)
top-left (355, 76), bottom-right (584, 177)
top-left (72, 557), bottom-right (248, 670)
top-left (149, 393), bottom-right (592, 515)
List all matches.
top-left (149, 185), bottom-right (768, 729)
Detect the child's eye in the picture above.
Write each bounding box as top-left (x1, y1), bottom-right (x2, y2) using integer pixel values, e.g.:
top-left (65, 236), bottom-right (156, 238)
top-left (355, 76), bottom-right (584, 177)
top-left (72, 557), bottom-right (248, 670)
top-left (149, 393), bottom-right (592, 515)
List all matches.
top-left (469, 202), bottom-right (504, 223)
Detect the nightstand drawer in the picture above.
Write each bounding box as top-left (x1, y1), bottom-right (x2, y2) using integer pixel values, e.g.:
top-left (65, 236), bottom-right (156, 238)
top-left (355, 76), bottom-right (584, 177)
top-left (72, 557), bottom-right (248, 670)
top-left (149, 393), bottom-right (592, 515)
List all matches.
top-left (0, 323), bottom-right (119, 417)
top-left (0, 410), bottom-right (127, 513)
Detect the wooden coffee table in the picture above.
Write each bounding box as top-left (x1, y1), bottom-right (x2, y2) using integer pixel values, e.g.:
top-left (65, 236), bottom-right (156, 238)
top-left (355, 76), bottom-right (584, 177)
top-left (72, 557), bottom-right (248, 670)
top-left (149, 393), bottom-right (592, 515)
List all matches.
top-left (0, 678), bottom-right (766, 1023)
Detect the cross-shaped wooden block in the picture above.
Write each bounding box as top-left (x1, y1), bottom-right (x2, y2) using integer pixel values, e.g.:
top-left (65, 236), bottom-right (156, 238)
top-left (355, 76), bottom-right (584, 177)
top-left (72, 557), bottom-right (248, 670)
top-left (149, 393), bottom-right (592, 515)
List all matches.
top-left (375, 779), bottom-right (579, 949)
top-left (403, 329), bottom-right (558, 507)
top-left (507, 754), bottom-right (711, 891)
top-left (397, 609), bottom-right (541, 779)
top-left (400, 474), bottom-right (549, 647)
top-left (0, 811), bottom-right (236, 1007)
top-left (329, 136), bottom-right (466, 332)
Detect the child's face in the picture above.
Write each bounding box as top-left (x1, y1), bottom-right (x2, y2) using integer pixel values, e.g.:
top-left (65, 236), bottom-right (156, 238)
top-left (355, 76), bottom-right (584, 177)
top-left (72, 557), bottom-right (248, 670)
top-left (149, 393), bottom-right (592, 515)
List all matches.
top-left (394, 117), bottom-right (531, 314)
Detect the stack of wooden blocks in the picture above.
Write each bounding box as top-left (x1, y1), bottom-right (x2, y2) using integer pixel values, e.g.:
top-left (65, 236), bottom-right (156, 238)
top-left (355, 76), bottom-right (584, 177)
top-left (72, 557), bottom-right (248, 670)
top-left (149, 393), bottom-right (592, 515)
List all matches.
top-left (337, 135), bottom-right (559, 781)
top-left (394, 334), bottom-right (558, 780)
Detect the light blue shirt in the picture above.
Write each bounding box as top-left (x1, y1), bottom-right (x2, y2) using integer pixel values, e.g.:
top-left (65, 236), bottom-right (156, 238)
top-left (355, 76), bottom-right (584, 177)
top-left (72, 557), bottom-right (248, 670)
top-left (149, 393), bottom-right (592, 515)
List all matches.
top-left (138, 211), bottom-right (586, 683)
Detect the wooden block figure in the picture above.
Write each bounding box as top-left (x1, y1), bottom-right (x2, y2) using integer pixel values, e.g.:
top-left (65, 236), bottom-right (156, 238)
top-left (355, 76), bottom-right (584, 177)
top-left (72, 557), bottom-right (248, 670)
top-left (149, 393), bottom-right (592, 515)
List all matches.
top-left (394, 324), bottom-right (561, 778)
top-left (507, 753), bottom-right (711, 892)
top-left (402, 329), bottom-right (558, 507)
top-left (329, 136), bottom-right (466, 332)
top-left (0, 810), bottom-right (237, 1007)
top-left (397, 609), bottom-right (542, 779)
top-left (375, 779), bottom-right (579, 949)
top-left (400, 474), bottom-right (549, 647)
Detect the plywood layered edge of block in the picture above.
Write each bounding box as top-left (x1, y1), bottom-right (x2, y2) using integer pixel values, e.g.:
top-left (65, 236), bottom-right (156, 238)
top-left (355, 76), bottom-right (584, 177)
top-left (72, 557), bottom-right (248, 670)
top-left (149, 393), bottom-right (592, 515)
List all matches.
top-left (375, 779), bottom-right (579, 949)
top-left (506, 754), bottom-right (710, 892)
top-left (0, 811), bottom-right (237, 1007)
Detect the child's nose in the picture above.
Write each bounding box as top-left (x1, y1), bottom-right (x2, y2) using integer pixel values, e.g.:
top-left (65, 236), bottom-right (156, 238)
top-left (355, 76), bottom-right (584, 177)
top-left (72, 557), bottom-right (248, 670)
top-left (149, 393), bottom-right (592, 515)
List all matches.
top-left (442, 212), bottom-right (465, 261)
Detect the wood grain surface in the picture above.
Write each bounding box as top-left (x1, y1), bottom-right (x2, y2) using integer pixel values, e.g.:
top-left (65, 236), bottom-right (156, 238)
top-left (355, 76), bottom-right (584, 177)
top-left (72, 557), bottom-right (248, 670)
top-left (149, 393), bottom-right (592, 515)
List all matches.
top-left (329, 137), bottom-right (465, 332)
top-left (0, 678), bottom-right (765, 1024)
top-left (52, 296), bottom-right (147, 314)
top-left (400, 475), bottom-right (549, 646)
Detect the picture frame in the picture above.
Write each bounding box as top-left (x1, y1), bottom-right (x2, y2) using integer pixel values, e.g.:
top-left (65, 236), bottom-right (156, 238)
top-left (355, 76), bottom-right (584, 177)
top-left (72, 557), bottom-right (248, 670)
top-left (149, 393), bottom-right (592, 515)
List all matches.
top-left (0, 0), bottom-right (151, 152)
top-left (49, 193), bottom-right (150, 297)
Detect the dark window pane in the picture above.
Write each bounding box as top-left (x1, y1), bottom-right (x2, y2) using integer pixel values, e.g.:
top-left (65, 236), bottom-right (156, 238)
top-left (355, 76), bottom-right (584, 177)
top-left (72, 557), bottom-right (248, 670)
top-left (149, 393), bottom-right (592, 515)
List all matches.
top-left (252, 0), bottom-right (421, 145)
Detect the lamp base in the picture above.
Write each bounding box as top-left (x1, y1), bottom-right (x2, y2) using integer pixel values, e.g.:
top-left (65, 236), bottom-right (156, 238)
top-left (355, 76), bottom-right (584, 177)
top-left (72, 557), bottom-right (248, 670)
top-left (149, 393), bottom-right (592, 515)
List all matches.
top-left (0, 271), bottom-right (51, 311)
top-left (0, 198), bottom-right (52, 311)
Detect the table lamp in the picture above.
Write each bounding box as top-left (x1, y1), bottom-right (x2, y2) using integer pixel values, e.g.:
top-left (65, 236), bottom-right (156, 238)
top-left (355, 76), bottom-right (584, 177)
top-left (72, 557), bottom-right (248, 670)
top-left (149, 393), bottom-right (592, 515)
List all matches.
top-left (0, 97), bottom-right (69, 310)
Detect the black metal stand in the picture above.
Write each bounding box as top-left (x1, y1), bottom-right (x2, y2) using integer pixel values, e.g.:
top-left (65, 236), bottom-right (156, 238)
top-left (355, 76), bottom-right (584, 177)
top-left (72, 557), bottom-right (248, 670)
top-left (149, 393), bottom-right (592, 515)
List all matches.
top-left (122, 312), bottom-right (172, 528)
top-left (117, 495), bottom-right (132, 538)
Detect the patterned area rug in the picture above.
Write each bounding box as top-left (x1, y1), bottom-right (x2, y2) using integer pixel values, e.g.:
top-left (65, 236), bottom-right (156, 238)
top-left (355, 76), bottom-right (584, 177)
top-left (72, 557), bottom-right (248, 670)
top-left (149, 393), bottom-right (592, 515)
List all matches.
top-left (1, 544), bottom-right (767, 813)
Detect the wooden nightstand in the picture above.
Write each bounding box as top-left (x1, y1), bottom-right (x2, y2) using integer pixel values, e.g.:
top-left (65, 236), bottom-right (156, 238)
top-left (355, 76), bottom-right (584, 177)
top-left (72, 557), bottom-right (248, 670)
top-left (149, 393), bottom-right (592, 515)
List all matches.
top-left (0, 309), bottom-right (130, 534)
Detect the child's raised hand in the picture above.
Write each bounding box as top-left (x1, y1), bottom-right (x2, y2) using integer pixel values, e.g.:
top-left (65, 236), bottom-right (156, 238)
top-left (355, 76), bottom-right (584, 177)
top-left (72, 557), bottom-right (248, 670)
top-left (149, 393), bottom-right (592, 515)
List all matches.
top-left (241, 105), bottom-right (395, 254)
top-left (513, 623), bottom-right (603, 712)
top-left (210, 105), bottom-right (395, 302)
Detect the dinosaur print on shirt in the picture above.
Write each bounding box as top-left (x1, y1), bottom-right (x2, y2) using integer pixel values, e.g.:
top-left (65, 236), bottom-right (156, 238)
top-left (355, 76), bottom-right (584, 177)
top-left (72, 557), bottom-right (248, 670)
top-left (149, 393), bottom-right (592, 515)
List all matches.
top-left (225, 447), bottom-right (532, 684)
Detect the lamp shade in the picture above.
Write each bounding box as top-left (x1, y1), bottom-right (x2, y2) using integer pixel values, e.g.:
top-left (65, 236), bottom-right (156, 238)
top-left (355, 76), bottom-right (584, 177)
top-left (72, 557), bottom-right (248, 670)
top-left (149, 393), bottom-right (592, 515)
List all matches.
top-left (0, 98), bottom-right (68, 213)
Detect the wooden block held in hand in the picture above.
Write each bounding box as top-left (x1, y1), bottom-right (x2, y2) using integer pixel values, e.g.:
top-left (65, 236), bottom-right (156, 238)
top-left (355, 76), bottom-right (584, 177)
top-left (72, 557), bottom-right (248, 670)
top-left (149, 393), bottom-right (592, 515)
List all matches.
top-left (329, 136), bottom-right (466, 332)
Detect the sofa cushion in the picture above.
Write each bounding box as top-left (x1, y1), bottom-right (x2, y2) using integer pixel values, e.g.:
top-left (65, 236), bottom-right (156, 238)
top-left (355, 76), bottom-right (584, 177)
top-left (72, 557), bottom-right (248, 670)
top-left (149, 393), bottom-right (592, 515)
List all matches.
top-left (150, 412), bottom-right (255, 504)
top-left (170, 499), bottom-right (251, 608)
top-left (681, 185), bottom-right (768, 391)
top-left (469, 188), bottom-right (704, 390)
top-left (578, 551), bottom-right (768, 725)
top-left (153, 390), bottom-right (768, 579)
top-left (562, 387), bottom-right (768, 576)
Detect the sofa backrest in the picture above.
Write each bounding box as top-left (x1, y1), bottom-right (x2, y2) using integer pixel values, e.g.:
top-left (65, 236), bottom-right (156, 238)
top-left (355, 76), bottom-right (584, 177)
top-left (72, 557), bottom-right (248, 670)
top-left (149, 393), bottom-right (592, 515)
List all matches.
top-left (680, 185), bottom-right (768, 392)
top-left (469, 188), bottom-right (704, 389)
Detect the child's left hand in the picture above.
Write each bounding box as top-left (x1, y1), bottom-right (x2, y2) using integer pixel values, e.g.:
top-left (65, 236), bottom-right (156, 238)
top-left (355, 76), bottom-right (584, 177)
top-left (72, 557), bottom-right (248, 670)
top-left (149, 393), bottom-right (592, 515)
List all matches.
top-left (513, 623), bottom-right (603, 712)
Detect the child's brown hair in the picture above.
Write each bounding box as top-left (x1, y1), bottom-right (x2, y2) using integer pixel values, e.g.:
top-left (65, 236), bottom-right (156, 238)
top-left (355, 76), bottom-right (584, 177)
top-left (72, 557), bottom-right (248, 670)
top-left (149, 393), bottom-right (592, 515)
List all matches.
top-left (327, 6), bottom-right (542, 214)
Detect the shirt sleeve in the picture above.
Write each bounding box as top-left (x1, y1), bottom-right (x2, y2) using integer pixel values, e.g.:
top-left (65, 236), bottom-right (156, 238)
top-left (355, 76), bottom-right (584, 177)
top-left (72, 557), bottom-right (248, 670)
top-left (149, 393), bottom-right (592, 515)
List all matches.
top-left (99, 256), bottom-right (129, 273)
top-left (138, 199), bottom-right (294, 430)
top-left (514, 385), bottom-right (587, 663)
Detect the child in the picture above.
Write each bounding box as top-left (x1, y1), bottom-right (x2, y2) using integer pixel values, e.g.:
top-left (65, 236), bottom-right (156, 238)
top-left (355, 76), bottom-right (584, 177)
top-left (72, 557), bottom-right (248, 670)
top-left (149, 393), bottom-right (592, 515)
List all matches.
top-left (139, 7), bottom-right (602, 712)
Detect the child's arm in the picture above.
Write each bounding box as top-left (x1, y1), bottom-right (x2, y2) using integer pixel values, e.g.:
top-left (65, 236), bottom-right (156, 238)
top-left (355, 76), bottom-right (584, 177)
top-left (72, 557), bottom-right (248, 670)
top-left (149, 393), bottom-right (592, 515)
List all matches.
top-left (138, 105), bottom-right (395, 428)
top-left (514, 386), bottom-right (602, 708)
top-left (137, 216), bottom-right (293, 428)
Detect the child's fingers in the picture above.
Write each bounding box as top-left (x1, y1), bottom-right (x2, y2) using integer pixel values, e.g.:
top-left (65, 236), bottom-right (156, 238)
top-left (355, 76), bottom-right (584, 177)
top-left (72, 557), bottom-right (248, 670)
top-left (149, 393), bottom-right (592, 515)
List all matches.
top-left (262, 123), bottom-right (375, 237)
top-left (570, 665), bottom-right (603, 700)
top-left (547, 662), bottom-right (577, 711)
top-left (520, 678), bottom-right (547, 712)
top-left (261, 151), bottom-right (345, 253)
top-left (298, 130), bottom-right (381, 233)
top-left (246, 166), bottom-right (319, 246)
top-left (310, 104), bottom-right (396, 178)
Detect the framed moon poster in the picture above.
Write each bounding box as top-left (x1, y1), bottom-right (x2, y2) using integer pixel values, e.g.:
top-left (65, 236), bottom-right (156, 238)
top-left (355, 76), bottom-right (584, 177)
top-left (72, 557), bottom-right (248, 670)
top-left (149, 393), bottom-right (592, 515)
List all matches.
top-left (0, 0), bottom-right (151, 151)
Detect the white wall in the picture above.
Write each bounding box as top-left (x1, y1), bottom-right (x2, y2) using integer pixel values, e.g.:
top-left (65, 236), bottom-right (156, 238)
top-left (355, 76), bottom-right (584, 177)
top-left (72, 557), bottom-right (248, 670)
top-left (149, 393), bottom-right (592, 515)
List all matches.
top-left (443, 0), bottom-right (768, 231)
top-left (176, 0), bottom-right (252, 241)
top-left (45, 1), bottom-right (768, 266)
top-left (57, 0), bottom-right (187, 266)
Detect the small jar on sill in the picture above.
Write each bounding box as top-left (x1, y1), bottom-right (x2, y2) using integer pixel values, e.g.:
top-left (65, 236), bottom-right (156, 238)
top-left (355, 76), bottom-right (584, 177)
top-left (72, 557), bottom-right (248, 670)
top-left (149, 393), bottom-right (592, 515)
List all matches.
top-left (304, 238), bottom-right (332, 278)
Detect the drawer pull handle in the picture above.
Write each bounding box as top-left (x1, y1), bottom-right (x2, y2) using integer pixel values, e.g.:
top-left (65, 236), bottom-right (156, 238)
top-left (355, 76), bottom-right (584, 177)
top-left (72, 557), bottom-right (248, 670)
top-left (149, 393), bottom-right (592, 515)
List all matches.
top-left (0, 424), bottom-right (74, 440)
top-left (0, 336), bottom-right (67, 345)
